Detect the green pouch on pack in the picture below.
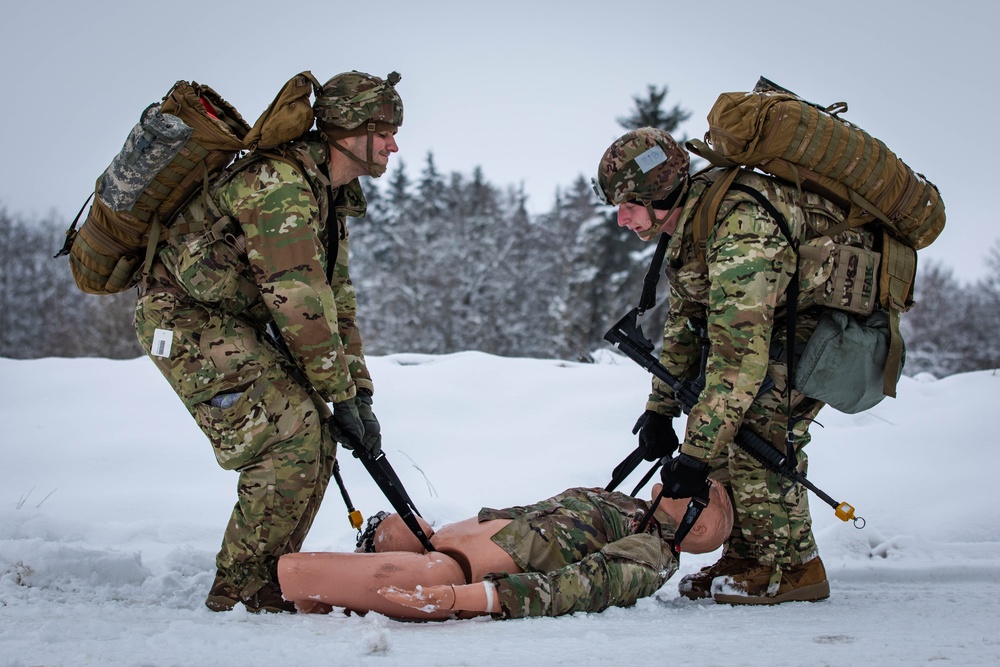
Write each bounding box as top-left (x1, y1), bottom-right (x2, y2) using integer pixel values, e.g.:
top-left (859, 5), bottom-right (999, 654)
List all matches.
top-left (795, 309), bottom-right (903, 414)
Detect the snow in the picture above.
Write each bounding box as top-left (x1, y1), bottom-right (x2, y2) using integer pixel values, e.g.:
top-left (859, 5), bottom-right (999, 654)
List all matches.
top-left (2, 353), bottom-right (999, 666)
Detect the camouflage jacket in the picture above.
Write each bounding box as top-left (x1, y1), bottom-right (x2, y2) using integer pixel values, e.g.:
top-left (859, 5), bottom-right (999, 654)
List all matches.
top-left (153, 137), bottom-right (372, 403)
top-left (647, 169), bottom-right (872, 462)
top-left (479, 487), bottom-right (679, 619)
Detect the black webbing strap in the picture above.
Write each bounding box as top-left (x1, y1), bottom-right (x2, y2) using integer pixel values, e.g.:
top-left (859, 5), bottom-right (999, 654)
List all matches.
top-left (638, 231), bottom-right (672, 315)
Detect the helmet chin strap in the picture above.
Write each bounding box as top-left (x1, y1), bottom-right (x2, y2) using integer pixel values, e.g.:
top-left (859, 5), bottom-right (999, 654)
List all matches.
top-left (638, 176), bottom-right (690, 242)
top-left (330, 122), bottom-right (386, 178)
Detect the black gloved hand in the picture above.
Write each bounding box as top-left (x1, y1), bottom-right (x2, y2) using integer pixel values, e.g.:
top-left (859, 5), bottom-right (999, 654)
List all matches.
top-left (331, 399), bottom-right (365, 452)
top-left (355, 391), bottom-right (382, 457)
top-left (659, 453), bottom-right (710, 499)
top-left (632, 411), bottom-right (680, 461)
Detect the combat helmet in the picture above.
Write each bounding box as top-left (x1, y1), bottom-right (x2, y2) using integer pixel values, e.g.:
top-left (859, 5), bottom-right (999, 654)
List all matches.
top-left (315, 70), bottom-right (403, 177)
top-left (593, 128), bottom-right (690, 238)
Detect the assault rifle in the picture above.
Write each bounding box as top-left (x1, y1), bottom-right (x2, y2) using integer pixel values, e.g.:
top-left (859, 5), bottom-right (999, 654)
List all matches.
top-left (604, 308), bottom-right (863, 527)
top-left (265, 323), bottom-right (435, 551)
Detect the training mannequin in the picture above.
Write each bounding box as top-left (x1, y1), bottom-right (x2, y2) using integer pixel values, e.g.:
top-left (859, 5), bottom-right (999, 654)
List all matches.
top-left (278, 481), bottom-right (733, 620)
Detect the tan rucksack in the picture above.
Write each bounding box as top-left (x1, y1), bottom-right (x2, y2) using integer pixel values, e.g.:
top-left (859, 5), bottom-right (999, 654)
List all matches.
top-left (685, 77), bottom-right (947, 397)
top-left (56, 72), bottom-right (321, 295)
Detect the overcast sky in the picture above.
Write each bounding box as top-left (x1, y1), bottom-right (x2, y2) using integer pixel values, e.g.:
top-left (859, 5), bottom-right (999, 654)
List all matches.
top-left (2, 0), bottom-right (995, 281)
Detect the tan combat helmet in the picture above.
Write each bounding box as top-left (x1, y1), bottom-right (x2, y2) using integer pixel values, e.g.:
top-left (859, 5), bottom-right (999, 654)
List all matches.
top-left (593, 128), bottom-right (690, 238)
top-left (315, 70), bottom-right (403, 177)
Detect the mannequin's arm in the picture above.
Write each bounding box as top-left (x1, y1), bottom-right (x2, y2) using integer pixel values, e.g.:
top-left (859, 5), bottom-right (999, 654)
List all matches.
top-left (378, 581), bottom-right (499, 614)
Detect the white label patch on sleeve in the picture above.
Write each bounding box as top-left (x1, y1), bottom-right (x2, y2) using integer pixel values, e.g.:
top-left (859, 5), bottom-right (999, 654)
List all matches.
top-left (634, 146), bottom-right (668, 173)
top-left (152, 328), bottom-right (174, 358)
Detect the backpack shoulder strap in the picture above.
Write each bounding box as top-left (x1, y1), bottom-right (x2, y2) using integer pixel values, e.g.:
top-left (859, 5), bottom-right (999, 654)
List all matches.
top-left (690, 166), bottom-right (742, 266)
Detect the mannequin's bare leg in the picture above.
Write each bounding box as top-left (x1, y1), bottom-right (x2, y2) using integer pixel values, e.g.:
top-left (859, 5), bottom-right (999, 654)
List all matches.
top-left (278, 551), bottom-right (466, 619)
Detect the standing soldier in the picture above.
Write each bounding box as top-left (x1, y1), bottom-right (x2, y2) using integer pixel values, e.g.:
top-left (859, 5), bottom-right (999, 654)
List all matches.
top-left (134, 71), bottom-right (403, 613)
top-left (592, 127), bottom-right (873, 605)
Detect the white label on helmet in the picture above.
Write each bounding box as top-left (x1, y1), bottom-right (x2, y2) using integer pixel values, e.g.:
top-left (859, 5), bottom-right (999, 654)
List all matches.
top-left (635, 146), bottom-right (668, 174)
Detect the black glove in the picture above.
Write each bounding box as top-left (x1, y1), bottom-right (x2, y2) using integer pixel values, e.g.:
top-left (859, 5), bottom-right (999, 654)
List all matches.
top-left (355, 391), bottom-right (382, 457)
top-left (632, 411), bottom-right (680, 461)
top-left (331, 399), bottom-right (365, 452)
top-left (660, 453), bottom-right (710, 499)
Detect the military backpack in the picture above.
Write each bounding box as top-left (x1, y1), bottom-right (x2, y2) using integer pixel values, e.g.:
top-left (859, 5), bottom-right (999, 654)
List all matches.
top-left (683, 77), bottom-right (946, 404)
top-left (56, 72), bottom-right (321, 295)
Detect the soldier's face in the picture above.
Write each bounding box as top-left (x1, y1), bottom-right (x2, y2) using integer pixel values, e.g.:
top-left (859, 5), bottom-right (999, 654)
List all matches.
top-left (371, 129), bottom-right (400, 168)
top-left (617, 202), bottom-right (654, 235)
top-left (617, 202), bottom-right (680, 240)
top-left (340, 129), bottom-right (399, 171)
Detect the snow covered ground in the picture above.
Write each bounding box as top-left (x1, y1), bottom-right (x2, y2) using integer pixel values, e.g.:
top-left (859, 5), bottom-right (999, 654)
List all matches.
top-left (2, 352), bottom-right (998, 666)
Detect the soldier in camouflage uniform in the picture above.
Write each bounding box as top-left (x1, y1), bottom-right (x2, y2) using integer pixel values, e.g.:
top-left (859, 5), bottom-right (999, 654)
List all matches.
top-left (593, 128), bottom-right (874, 605)
top-left (133, 71), bottom-right (403, 613)
top-left (278, 481), bottom-right (733, 619)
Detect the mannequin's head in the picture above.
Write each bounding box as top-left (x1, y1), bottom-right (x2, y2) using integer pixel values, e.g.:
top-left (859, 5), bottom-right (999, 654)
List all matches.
top-left (652, 481), bottom-right (734, 554)
top-left (370, 513), bottom-right (435, 553)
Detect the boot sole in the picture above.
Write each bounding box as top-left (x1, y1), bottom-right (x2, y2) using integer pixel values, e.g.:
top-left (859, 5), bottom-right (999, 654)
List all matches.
top-left (713, 580), bottom-right (830, 606)
top-left (678, 584), bottom-right (713, 600)
top-left (245, 602), bottom-right (297, 614)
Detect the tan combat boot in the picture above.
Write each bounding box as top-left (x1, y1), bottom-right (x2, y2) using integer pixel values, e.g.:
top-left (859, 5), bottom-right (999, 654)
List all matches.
top-left (205, 572), bottom-right (240, 612)
top-left (712, 556), bottom-right (830, 605)
top-left (242, 582), bottom-right (297, 614)
top-left (677, 554), bottom-right (758, 600)
top-left (205, 572), bottom-right (296, 613)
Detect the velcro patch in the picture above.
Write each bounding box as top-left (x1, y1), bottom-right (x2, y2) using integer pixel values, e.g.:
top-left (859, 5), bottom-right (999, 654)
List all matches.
top-left (635, 146), bottom-right (667, 173)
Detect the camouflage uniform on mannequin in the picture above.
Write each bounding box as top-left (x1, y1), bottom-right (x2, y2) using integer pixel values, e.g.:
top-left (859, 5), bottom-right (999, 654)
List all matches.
top-left (479, 487), bottom-right (691, 618)
top-left (134, 71), bottom-right (403, 613)
top-left (594, 128), bottom-right (873, 605)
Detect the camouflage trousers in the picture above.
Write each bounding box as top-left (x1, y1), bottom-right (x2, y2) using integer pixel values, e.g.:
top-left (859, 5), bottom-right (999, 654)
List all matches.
top-left (135, 290), bottom-right (337, 599)
top-left (709, 314), bottom-right (825, 578)
top-left (480, 488), bottom-right (677, 618)
top-left (486, 533), bottom-right (672, 619)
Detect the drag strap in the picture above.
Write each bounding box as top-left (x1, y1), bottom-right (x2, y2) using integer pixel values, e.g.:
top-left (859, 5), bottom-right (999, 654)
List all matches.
top-left (353, 450), bottom-right (435, 552)
top-left (638, 231), bottom-right (672, 314)
top-left (671, 483), bottom-right (710, 553)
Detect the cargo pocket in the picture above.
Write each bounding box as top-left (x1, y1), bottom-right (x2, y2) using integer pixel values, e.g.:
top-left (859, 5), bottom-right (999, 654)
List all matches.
top-left (193, 375), bottom-right (281, 470)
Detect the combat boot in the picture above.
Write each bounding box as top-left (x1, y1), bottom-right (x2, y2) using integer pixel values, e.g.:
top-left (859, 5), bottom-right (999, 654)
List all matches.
top-left (205, 572), bottom-right (240, 612)
top-left (242, 582), bottom-right (297, 614)
top-left (677, 554), bottom-right (757, 600)
top-left (712, 556), bottom-right (830, 605)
